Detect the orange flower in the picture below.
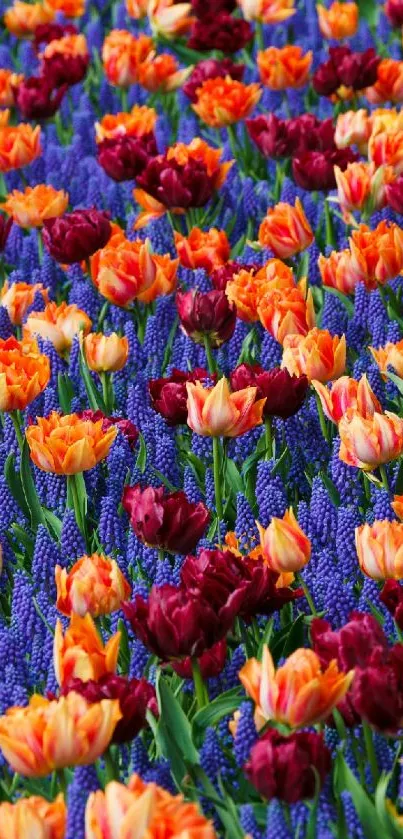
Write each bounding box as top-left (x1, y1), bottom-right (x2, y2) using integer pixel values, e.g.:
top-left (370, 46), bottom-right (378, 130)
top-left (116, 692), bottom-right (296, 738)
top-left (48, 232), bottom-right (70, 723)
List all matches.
top-left (256, 508), bottom-right (311, 574)
top-left (226, 259), bottom-right (295, 322)
top-left (186, 376), bottom-right (265, 437)
top-left (258, 198), bottom-right (314, 260)
top-left (41, 32), bottom-right (88, 61)
top-left (318, 248), bottom-right (366, 295)
top-left (0, 280), bottom-right (48, 325)
top-left (54, 613), bottom-right (120, 686)
top-left (333, 161), bottom-right (391, 220)
top-left (239, 645), bottom-right (353, 730)
top-left (349, 221), bottom-right (403, 285)
top-left (356, 520), bottom-right (403, 580)
top-left (257, 46), bottom-right (312, 90)
top-left (192, 78), bottom-right (261, 128)
top-left (102, 30), bottom-right (153, 87)
top-left (174, 228), bottom-right (230, 274)
top-left (366, 59), bottom-right (403, 105)
top-left (370, 340), bottom-right (403, 379)
top-left (316, 1), bottom-right (358, 38)
top-left (126, 0), bottom-right (148, 17)
top-left (0, 336), bottom-right (50, 412)
top-left (0, 122), bottom-right (41, 173)
top-left (312, 374), bottom-right (381, 424)
top-left (392, 496), bottom-right (403, 520)
top-left (148, 0), bottom-right (194, 38)
top-left (137, 52), bottom-right (191, 92)
top-left (1, 184), bottom-right (68, 228)
top-left (55, 553), bottom-right (131, 618)
top-left (334, 108), bottom-right (372, 152)
top-left (84, 332), bottom-right (129, 373)
top-left (0, 692), bottom-right (121, 776)
top-left (46, 0), bottom-right (84, 16)
top-left (257, 282), bottom-right (315, 344)
top-left (339, 408), bottom-right (403, 470)
top-left (24, 301), bottom-right (92, 353)
top-left (0, 795), bottom-right (66, 839)
top-left (95, 105), bottom-right (157, 143)
top-left (4, 0), bottom-right (54, 37)
top-left (90, 235), bottom-right (178, 307)
top-left (0, 70), bottom-right (23, 108)
top-left (282, 328), bottom-right (346, 382)
top-left (85, 774), bottom-right (217, 839)
top-left (25, 411), bottom-right (117, 475)
top-left (368, 127), bottom-right (403, 175)
top-left (237, 0), bottom-right (296, 24)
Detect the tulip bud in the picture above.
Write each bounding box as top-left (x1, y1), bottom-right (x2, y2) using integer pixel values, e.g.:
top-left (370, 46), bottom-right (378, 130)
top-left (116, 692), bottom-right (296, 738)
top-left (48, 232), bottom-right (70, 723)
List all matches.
top-left (84, 332), bottom-right (129, 373)
top-left (355, 521), bottom-right (403, 580)
top-left (53, 613), bottom-right (121, 686)
top-left (246, 729), bottom-right (331, 803)
top-left (176, 289), bottom-right (236, 348)
top-left (257, 508), bottom-right (311, 574)
top-left (258, 198), bottom-right (314, 258)
top-left (339, 409), bottom-right (403, 471)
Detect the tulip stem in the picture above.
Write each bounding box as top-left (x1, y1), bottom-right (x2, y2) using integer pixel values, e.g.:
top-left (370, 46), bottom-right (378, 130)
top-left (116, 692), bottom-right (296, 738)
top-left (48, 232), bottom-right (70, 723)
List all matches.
top-left (324, 200), bottom-right (336, 248)
top-left (213, 437), bottom-right (224, 545)
top-left (100, 372), bottom-right (114, 415)
top-left (296, 572), bottom-right (317, 616)
top-left (67, 473), bottom-right (88, 546)
top-left (103, 746), bottom-right (118, 784)
top-left (379, 464), bottom-right (390, 492)
top-left (265, 417), bottom-right (273, 460)
top-left (362, 719), bottom-right (379, 788)
top-left (203, 334), bottom-right (216, 375)
top-left (314, 392), bottom-right (329, 444)
top-left (255, 21), bottom-right (265, 51)
top-left (36, 229), bottom-right (43, 265)
top-left (191, 657), bottom-right (208, 710)
top-left (56, 768), bottom-right (68, 798)
top-left (10, 410), bottom-right (24, 451)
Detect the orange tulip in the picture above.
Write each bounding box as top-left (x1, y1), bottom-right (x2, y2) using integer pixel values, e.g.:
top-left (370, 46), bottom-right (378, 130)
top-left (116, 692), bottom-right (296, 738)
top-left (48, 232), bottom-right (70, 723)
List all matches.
top-left (126, 0), bottom-right (148, 17)
top-left (4, 0), bottom-right (54, 37)
top-left (55, 553), bottom-right (131, 618)
top-left (258, 283), bottom-right (315, 344)
top-left (368, 127), bottom-right (403, 175)
top-left (333, 161), bottom-right (391, 221)
top-left (24, 301), bottom-right (92, 353)
top-left (25, 411), bottom-right (117, 475)
top-left (84, 332), bottom-right (128, 373)
top-left (392, 495), bottom-right (403, 520)
top-left (312, 374), bottom-right (381, 424)
top-left (54, 612), bottom-right (120, 686)
top-left (257, 46), bottom-right (312, 90)
top-left (85, 774), bottom-right (217, 839)
top-left (316, 1), bottom-right (358, 38)
top-left (90, 235), bottom-right (178, 307)
top-left (95, 105), bottom-right (157, 143)
top-left (0, 336), bottom-right (50, 412)
top-left (318, 248), bottom-right (367, 295)
top-left (40, 32), bottom-right (89, 62)
top-left (137, 52), bottom-right (191, 92)
top-left (225, 259), bottom-right (295, 322)
top-left (186, 376), bottom-right (265, 437)
top-left (355, 520), bottom-right (403, 580)
top-left (349, 221), bottom-right (403, 286)
top-left (239, 645), bottom-right (353, 730)
top-left (1, 184), bottom-right (68, 228)
top-left (334, 109), bottom-right (372, 153)
top-left (281, 328), bottom-right (346, 382)
top-left (0, 122), bottom-right (41, 173)
top-left (192, 78), bottom-right (261, 128)
top-left (237, 0), bottom-right (296, 23)
top-left (339, 408), bottom-right (403, 470)
top-left (0, 795), bottom-right (66, 839)
top-left (0, 280), bottom-right (48, 325)
top-left (148, 0), bottom-right (194, 38)
top-left (102, 30), bottom-right (153, 87)
top-left (0, 70), bottom-right (23, 108)
top-left (46, 0), bottom-right (84, 16)
top-left (370, 340), bottom-right (403, 379)
top-left (174, 228), bottom-right (230, 274)
top-left (0, 692), bottom-right (121, 776)
top-left (366, 59), bottom-right (403, 105)
top-left (256, 508), bottom-right (311, 574)
top-left (258, 198), bottom-right (314, 259)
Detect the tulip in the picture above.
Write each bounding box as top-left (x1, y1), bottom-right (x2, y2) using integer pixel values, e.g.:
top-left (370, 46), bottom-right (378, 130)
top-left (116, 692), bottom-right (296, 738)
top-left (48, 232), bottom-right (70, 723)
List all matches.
top-left (380, 580), bottom-right (403, 630)
top-left (54, 613), bottom-right (121, 687)
top-left (0, 280), bottom-right (48, 325)
top-left (258, 198), bottom-right (314, 259)
top-left (148, 0), bottom-right (194, 39)
top-left (0, 122), bottom-right (41, 173)
top-left (4, 0), bottom-right (54, 37)
top-left (0, 692), bottom-right (121, 776)
top-left (0, 795), bottom-right (66, 839)
top-left (43, 208), bottom-right (111, 264)
top-left (385, 0), bottom-right (403, 26)
top-left (368, 128), bottom-right (403, 174)
top-left (366, 59), bottom-right (403, 105)
top-left (186, 376), bottom-right (265, 437)
top-left (0, 69), bottom-right (23, 108)
top-left (122, 484), bottom-right (210, 554)
top-left (33, 22), bottom-right (78, 52)
top-left (40, 34), bottom-right (90, 88)
top-left (257, 508), bottom-right (311, 574)
top-left (126, 0), bottom-right (148, 17)
top-left (95, 105), bottom-right (157, 143)
top-left (193, 0), bottom-right (235, 13)
top-left (174, 228), bottom-right (230, 273)
top-left (339, 409), bottom-right (403, 471)
top-left (183, 58), bottom-right (244, 102)
top-left (2, 185), bottom-right (68, 228)
top-left (317, 248), bottom-right (367, 295)
top-left (192, 78), bottom-right (261, 128)
top-left (334, 108), bottom-right (372, 152)
top-left (26, 411), bottom-right (117, 475)
top-left (257, 46), bottom-right (312, 90)
top-left (386, 175), bottom-right (403, 213)
top-left (91, 235), bottom-right (178, 307)
top-left (188, 12), bottom-right (253, 53)
top-left (0, 214), bottom-right (12, 253)
top-left (24, 301), bottom-right (92, 354)
top-left (292, 148), bottom-right (359, 192)
top-left (350, 221), bottom-right (403, 287)
top-left (257, 284), bottom-right (315, 344)
top-left (0, 336), bottom-right (50, 412)
top-left (237, 0), bottom-right (296, 23)
top-left (246, 729), bottom-right (331, 803)
top-left (351, 656), bottom-right (403, 733)
top-left (85, 774), bottom-right (217, 839)
top-left (97, 133), bottom-right (157, 182)
top-left (172, 639), bottom-right (227, 679)
top-left (316, 1), bottom-right (358, 38)
top-left (230, 364), bottom-right (308, 419)
top-left (101, 30), bottom-right (153, 87)
top-left (311, 374), bottom-right (381, 424)
top-left (149, 368), bottom-right (211, 426)
top-left (176, 289), bottom-right (236, 349)
top-left (282, 328), bottom-right (346, 382)
top-left (78, 409), bottom-right (139, 450)
top-left (211, 260), bottom-right (253, 291)
top-left (55, 553), bottom-right (131, 618)
top-left (46, 0), bottom-right (84, 17)
top-left (239, 645), bottom-right (353, 729)
top-left (247, 112), bottom-right (334, 159)
top-left (137, 53), bottom-right (191, 93)
top-left (355, 521), bottom-right (403, 580)
top-left (84, 332), bottom-right (128, 373)
top-left (13, 76), bottom-right (66, 120)
top-left (226, 259), bottom-right (295, 322)
top-left (334, 161), bottom-right (391, 220)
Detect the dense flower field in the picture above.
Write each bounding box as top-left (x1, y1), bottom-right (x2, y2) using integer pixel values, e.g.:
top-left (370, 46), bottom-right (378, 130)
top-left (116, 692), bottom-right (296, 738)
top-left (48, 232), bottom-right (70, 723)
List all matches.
top-left (1, 0), bottom-right (403, 835)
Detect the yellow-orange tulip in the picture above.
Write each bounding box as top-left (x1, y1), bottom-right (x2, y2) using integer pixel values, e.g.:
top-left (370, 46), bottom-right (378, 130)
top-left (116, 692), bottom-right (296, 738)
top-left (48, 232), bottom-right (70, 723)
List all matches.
top-left (317, 1), bottom-right (358, 38)
top-left (102, 30), bottom-right (153, 87)
top-left (84, 332), bottom-right (128, 373)
top-left (0, 69), bottom-right (23, 108)
top-left (137, 52), bottom-right (191, 93)
top-left (258, 198), bottom-right (314, 259)
top-left (0, 795), bottom-right (66, 839)
top-left (256, 508), bottom-right (311, 574)
top-left (54, 612), bottom-right (120, 686)
top-left (0, 281), bottom-right (48, 326)
top-left (368, 128), bottom-right (403, 175)
top-left (4, 0), bottom-right (54, 37)
top-left (312, 374), bottom-right (381, 424)
top-left (55, 553), bottom-right (131, 618)
top-left (85, 774), bottom-right (217, 839)
top-left (186, 376), bottom-right (265, 438)
top-left (257, 46), bottom-right (312, 90)
top-left (0, 122), bottom-right (41, 173)
top-left (25, 411), bottom-right (117, 475)
top-left (91, 235), bottom-right (178, 306)
top-left (95, 105), bottom-right (157, 143)
top-left (366, 59), bottom-right (403, 106)
top-left (239, 645), bottom-right (353, 730)
top-left (1, 184), bottom-right (68, 228)
top-left (226, 259), bottom-right (295, 322)
top-left (126, 0), bottom-right (148, 16)
top-left (281, 328), bottom-right (346, 382)
top-left (46, 0), bottom-right (84, 16)
top-left (257, 284), bottom-right (315, 344)
top-left (24, 301), bottom-right (92, 353)
top-left (318, 247), bottom-right (366, 295)
top-left (339, 408), bottom-right (403, 471)
top-left (148, 0), bottom-right (194, 39)
top-left (370, 340), bottom-right (403, 379)
top-left (334, 162), bottom-right (391, 220)
top-left (0, 336), bottom-right (50, 412)
top-left (237, 0), bottom-right (296, 23)
top-left (192, 78), bottom-right (261, 128)
top-left (0, 692), bottom-right (121, 776)
top-left (356, 521), bottom-right (403, 580)
top-left (334, 109), bottom-right (372, 153)
top-left (392, 495), bottom-right (403, 520)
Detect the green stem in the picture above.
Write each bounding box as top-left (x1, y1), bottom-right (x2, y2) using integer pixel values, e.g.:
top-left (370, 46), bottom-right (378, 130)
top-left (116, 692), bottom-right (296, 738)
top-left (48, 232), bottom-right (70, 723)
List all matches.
top-left (203, 334), bottom-right (216, 375)
top-left (56, 768), bottom-right (68, 798)
top-left (265, 417), bottom-right (273, 460)
top-left (36, 229), bottom-right (43, 265)
top-left (227, 124), bottom-right (242, 168)
top-left (97, 301), bottom-right (109, 331)
top-left (212, 436), bottom-right (224, 545)
top-left (296, 571), bottom-right (317, 616)
top-left (255, 20), bottom-right (265, 51)
top-left (67, 473), bottom-right (87, 545)
top-left (379, 464), bottom-right (389, 492)
top-left (10, 410), bottom-right (24, 451)
top-left (120, 87), bottom-right (128, 112)
top-left (362, 719), bottom-right (379, 788)
top-left (324, 200), bottom-right (336, 248)
top-left (191, 657), bottom-right (208, 710)
top-left (103, 746), bottom-right (118, 784)
top-left (100, 371), bottom-right (114, 415)
top-left (315, 392), bottom-right (329, 444)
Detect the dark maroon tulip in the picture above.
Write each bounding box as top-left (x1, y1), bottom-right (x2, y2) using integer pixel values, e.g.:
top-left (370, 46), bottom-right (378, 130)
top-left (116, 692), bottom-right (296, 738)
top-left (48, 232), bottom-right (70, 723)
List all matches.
top-left (171, 639), bottom-right (227, 678)
top-left (337, 47), bottom-right (380, 90)
top-left (176, 289), bottom-right (236, 348)
top-left (292, 147), bottom-right (358, 191)
top-left (351, 651), bottom-right (403, 734)
top-left (123, 582), bottom-right (244, 660)
top-left (42, 51), bottom-right (90, 88)
top-left (33, 22), bottom-right (78, 53)
top-left (13, 77), bottom-right (67, 120)
top-left (0, 215), bottom-right (12, 252)
top-left (187, 13), bottom-right (253, 53)
top-left (311, 612), bottom-right (388, 672)
top-left (246, 113), bottom-right (336, 159)
top-left (386, 175), bottom-right (403, 214)
top-left (245, 729), bottom-right (331, 803)
top-left (61, 675), bottom-right (157, 744)
top-left (286, 114), bottom-right (335, 153)
top-left (122, 484), bottom-right (210, 554)
top-left (191, 0), bottom-right (236, 16)
top-left (42, 208), bottom-right (111, 264)
top-left (385, 0), bottom-right (403, 26)
top-left (97, 133), bottom-right (157, 182)
top-left (380, 580), bottom-right (403, 630)
top-left (247, 114), bottom-right (292, 159)
top-left (230, 364), bottom-right (308, 419)
top-left (183, 58), bottom-right (245, 102)
top-left (78, 410), bottom-right (139, 450)
top-left (312, 57), bottom-right (341, 97)
top-left (148, 367), bottom-right (211, 426)
top-left (136, 154), bottom-right (218, 210)
top-left (210, 261), bottom-right (255, 291)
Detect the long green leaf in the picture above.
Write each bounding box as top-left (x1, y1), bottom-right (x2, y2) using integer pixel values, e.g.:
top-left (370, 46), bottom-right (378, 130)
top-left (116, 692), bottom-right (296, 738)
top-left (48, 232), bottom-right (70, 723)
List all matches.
top-left (4, 452), bottom-right (30, 519)
top-left (192, 688), bottom-right (243, 740)
top-left (20, 440), bottom-right (47, 529)
top-left (334, 752), bottom-right (384, 839)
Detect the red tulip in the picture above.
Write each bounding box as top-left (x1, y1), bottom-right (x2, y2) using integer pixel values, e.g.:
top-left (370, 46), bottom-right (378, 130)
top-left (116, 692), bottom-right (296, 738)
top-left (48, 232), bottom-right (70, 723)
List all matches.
top-left (245, 729), bottom-right (331, 803)
top-left (187, 12), bottom-right (253, 53)
top-left (385, 0), bottom-right (403, 26)
top-left (97, 134), bottom-right (157, 182)
top-left (33, 22), bottom-right (78, 53)
top-left (176, 289), bottom-right (236, 348)
top-left (171, 639), bottom-right (227, 678)
top-left (148, 368), bottom-right (212, 426)
top-left (292, 148), bottom-right (358, 192)
top-left (122, 485), bottom-right (210, 554)
top-left (229, 364), bottom-right (308, 419)
top-left (183, 58), bottom-right (244, 102)
top-left (0, 215), bottom-right (12, 253)
top-left (380, 580), bottom-right (403, 630)
top-left (386, 175), bottom-right (403, 214)
top-left (78, 410), bottom-right (139, 450)
top-left (43, 209), bottom-right (112, 264)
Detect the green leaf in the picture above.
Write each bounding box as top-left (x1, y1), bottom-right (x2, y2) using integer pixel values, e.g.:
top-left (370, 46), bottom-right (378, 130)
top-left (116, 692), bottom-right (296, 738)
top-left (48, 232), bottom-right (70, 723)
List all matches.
top-left (135, 432), bottom-right (147, 474)
top-left (192, 688), bottom-right (243, 740)
top-left (4, 453), bottom-right (30, 520)
top-left (151, 468), bottom-right (177, 492)
top-left (319, 471), bottom-right (341, 507)
top-left (224, 458), bottom-right (244, 496)
top-left (282, 613), bottom-right (306, 657)
top-left (57, 372), bottom-right (75, 414)
top-left (42, 509), bottom-right (62, 541)
top-left (356, 0), bottom-right (379, 25)
top-left (334, 752), bottom-right (384, 839)
top-left (20, 440), bottom-right (47, 530)
top-left (375, 774), bottom-right (403, 838)
top-left (386, 371), bottom-right (403, 396)
top-left (394, 460), bottom-right (403, 495)
top-left (154, 672), bottom-right (199, 789)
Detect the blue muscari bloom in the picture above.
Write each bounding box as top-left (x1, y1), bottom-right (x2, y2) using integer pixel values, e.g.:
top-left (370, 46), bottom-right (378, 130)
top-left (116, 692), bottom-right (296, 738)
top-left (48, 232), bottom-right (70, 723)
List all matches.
top-left (374, 733), bottom-right (394, 772)
top-left (65, 766), bottom-right (99, 839)
top-left (200, 727), bottom-right (228, 782)
top-left (308, 241), bottom-right (322, 286)
top-left (221, 644), bottom-right (245, 690)
top-left (310, 477), bottom-right (337, 547)
top-left (44, 385), bottom-right (60, 415)
top-left (85, 18), bottom-right (103, 49)
top-left (144, 759), bottom-right (176, 794)
top-left (261, 332), bottom-right (282, 367)
top-left (340, 792), bottom-right (364, 838)
top-left (131, 738), bottom-right (150, 776)
top-left (45, 473), bottom-right (67, 516)
top-left (371, 486), bottom-right (394, 521)
top-left (192, 434), bottom-right (212, 463)
top-left (129, 633), bottom-right (149, 679)
top-left (155, 430), bottom-right (180, 486)
top-left (184, 466), bottom-right (203, 503)
top-left (204, 467), bottom-right (215, 508)
top-left (61, 509), bottom-right (86, 560)
top-left (256, 459), bottom-right (287, 525)
top-left (11, 571), bottom-right (45, 673)
top-left (331, 437), bottom-right (362, 504)
top-left (227, 320), bottom-right (250, 368)
top-left (336, 506), bottom-right (362, 579)
top-left (266, 801), bottom-right (293, 838)
top-left (37, 337), bottom-right (67, 388)
top-left (32, 526), bottom-right (63, 596)
top-left (346, 317), bottom-right (367, 353)
top-left (234, 702), bottom-right (258, 767)
top-left (106, 437), bottom-right (133, 503)
top-left (68, 266), bottom-right (101, 321)
top-left (99, 495), bottom-right (126, 554)
top-left (3, 414), bottom-right (19, 459)
top-left (0, 474), bottom-right (20, 530)
top-left (386, 320), bottom-right (402, 343)
top-left (0, 306), bottom-right (13, 339)
top-left (154, 558), bottom-right (177, 586)
top-left (240, 805), bottom-right (263, 839)
top-left (235, 493), bottom-right (258, 551)
top-left (324, 571), bottom-right (357, 626)
top-left (368, 289), bottom-right (388, 347)
top-left (354, 283), bottom-right (369, 328)
top-left (321, 294), bottom-right (348, 336)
